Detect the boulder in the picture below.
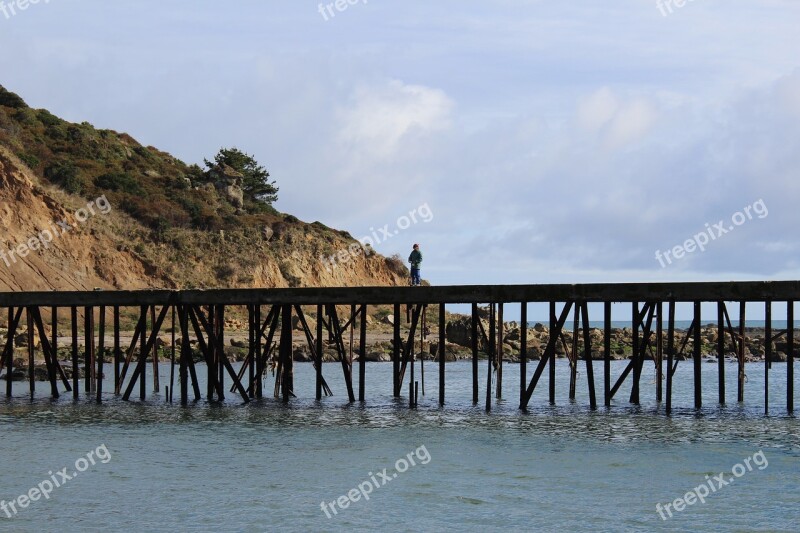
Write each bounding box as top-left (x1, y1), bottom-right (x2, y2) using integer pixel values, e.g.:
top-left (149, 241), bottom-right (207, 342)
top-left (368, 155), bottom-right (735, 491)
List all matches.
top-left (210, 164), bottom-right (245, 209)
top-left (381, 314), bottom-right (395, 326)
top-left (291, 315), bottom-right (316, 332)
top-left (364, 351), bottom-right (391, 362)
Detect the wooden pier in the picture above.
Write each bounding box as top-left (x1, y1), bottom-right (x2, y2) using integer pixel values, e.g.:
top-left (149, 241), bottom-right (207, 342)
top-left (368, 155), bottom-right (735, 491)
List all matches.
top-left (0, 281), bottom-right (797, 414)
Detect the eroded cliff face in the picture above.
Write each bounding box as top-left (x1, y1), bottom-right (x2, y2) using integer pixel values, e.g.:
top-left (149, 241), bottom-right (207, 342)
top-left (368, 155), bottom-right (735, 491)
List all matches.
top-left (0, 148), bottom-right (407, 291)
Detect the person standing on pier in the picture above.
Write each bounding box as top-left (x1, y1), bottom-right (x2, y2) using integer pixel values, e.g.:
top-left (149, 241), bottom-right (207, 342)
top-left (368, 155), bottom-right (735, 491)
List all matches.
top-left (408, 244), bottom-right (423, 286)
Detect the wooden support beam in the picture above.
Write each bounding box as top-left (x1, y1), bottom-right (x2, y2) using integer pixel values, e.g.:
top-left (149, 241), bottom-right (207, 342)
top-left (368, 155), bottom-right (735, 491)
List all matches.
top-left (151, 305), bottom-right (160, 393)
top-left (27, 307), bottom-right (34, 399)
top-left (522, 301), bottom-right (573, 408)
top-left (693, 301), bottom-right (702, 409)
top-left (486, 303), bottom-right (494, 411)
top-left (738, 301), bottom-right (746, 402)
top-left (604, 301), bottom-right (611, 407)
top-left (496, 303), bottom-right (503, 400)
top-left (398, 304), bottom-right (423, 384)
top-left (117, 308), bottom-right (146, 393)
top-left (656, 302), bottom-right (663, 403)
top-left (788, 301), bottom-right (794, 413)
top-left (187, 306), bottom-right (225, 400)
top-left (359, 305), bottom-right (367, 402)
top-left (439, 303), bottom-right (445, 405)
top-left (30, 307), bottom-right (60, 398)
top-left (666, 301), bottom-right (675, 415)
top-left (97, 306), bottom-right (105, 402)
top-left (113, 306), bottom-right (120, 393)
top-left (569, 303), bottom-right (579, 400)
top-left (549, 302), bottom-right (556, 404)
top-left (169, 305), bottom-right (175, 403)
top-left (630, 302), bottom-right (640, 405)
top-left (316, 304), bottom-right (323, 401)
top-left (123, 305), bottom-right (169, 401)
top-left (139, 305), bottom-right (146, 401)
top-left (326, 305), bottom-right (355, 402)
top-left (717, 302), bottom-right (725, 405)
top-left (765, 301), bottom-right (771, 415)
top-left (84, 306), bottom-right (94, 394)
top-left (293, 305), bottom-right (331, 397)
top-left (393, 302), bottom-right (401, 397)
top-left (581, 302), bottom-right (597, 409)
top-left (519, 302), bottom-right (527, 409)
top-left (280, 304), bottom-right (293, 402)
top-left (71, 306), bottom-right (78, 400)
top-left (472, 303), bottom-right (479, 404)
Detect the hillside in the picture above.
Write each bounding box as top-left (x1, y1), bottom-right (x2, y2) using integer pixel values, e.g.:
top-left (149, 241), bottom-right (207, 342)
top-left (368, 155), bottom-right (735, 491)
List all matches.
top-left (0, 85), bottom-right (408, 291)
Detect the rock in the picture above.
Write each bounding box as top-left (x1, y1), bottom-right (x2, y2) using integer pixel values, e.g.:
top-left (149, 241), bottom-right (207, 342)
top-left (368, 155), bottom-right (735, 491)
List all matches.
top-left (156, 336), bottom-right (171, 349)
top-left (14, 334), bottom-right (40, 348)
top-left (365, 351), bottom-right (391, 362)
top-left (770, 351), bottom-right (787, 363)
top-left (262, 225), bottom-right (274, 241)
top-left (291, 315), bottom-right (316, 332)
top-left (209, 164), bottom-right (245, 209)
top-left (525, 346), bottom-right (542, 359)
top-left (230, 338), bottom-right (247, 348)
top-left (293, 347), bottom-right (312, 362)
top-left (533, 323), bottom-right (546, 333)
top-left (381, 314), bottom-right (395, 326)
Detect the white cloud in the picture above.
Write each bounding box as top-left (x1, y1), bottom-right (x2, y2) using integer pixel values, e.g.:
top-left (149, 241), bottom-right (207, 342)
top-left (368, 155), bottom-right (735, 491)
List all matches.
top-left (336, 80), bottom-right (454, 159)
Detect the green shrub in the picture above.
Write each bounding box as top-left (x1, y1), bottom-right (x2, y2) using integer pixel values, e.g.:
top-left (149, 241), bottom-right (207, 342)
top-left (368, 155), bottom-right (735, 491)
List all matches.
top-left (45, 161), bottom-right (77, 184)
top-left (0, 87), bottom-right (27, 109)
top-left (94, 172), bottom-right (142, 194)
top-left (17, 152), bottom-right (40, 169)
top-left (37, 109), bottom-right (61, 127)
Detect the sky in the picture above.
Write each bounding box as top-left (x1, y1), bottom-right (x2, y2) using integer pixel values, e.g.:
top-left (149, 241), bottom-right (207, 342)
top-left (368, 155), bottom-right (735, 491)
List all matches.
top-left (1, 0), bottom-right (799, 309)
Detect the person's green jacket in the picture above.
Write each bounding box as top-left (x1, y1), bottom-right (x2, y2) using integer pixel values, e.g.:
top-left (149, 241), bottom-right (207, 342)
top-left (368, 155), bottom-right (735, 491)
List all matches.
top-left (408, 250), bottom-right (422, 268)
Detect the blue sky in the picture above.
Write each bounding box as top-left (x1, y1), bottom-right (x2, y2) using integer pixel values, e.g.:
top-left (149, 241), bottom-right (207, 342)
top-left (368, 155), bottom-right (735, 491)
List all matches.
top-left (2, 0), bottom-right (799, 300)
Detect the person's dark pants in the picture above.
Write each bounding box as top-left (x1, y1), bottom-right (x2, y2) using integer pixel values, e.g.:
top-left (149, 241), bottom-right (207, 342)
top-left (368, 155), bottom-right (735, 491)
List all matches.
top-left (411, 268), bottom-right (421, 286)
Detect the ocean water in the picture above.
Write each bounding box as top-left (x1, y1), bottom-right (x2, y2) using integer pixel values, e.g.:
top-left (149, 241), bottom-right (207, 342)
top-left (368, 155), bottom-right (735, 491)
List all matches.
top-left (1, 360), bottom-right (798, 532)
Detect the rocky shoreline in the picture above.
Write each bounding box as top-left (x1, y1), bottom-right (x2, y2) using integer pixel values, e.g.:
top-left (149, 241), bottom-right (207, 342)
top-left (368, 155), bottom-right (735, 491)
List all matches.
top-left (2, 314), bottom-right (794, 382)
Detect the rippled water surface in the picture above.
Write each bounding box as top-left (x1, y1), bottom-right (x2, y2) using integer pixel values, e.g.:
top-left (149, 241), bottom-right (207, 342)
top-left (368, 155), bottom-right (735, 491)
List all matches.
top-left (1, 361), bottom-right (798, 532)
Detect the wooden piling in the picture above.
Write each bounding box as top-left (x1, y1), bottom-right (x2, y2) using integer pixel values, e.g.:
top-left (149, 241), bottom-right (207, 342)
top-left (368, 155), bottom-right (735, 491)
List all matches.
top-left (604, 301), bottom-right (611, 407)
top-left (439, 303), bottom-right (445, 405)
top-left (693, 301), bottom-right (702, 409)
top-left (519, 302), bottom-right (527, 409)
top-left (765, 301), bottom-right (771, 415)
top-left (71, 306), bottom-right (78, 400)
top-left (496, 303), bottom-right (503, 399)
top-left (316, 304), bottom-right (323, 401)
top-left (738, 301), bottom-right (746, 402)
top-left (717, 302), bottom-right (725, 404)
top-left (656, 302), bottom-right (663, 403)
top-left (27, 307), bottom-right (34, 399)
top-left (486, 303), bottom-right (494, 411)
top-left (280, 304), bottom-right (293, 402)
top-left (97, 306), bottom-right (105, 402)
top-left (631, 302), bottom-right (640, 405)
top-left (666, 301), bottom-right (675, 415)
top-left (113, 306), bottom-right (120, 393)
top-left (569, 304), bottom-right (579, 400)
top-left (472, 303), bottom-right (478, 404)
top-left (581, 302), bottom-right (597, 409)
top-left (359, 305), bottom-right (367, 402)
top-left (788, 301), bottom-right (794, 413)
top-left (549, 302), bottom-right (556, 405)
top-left (393, 302), bottom-right (401, 397)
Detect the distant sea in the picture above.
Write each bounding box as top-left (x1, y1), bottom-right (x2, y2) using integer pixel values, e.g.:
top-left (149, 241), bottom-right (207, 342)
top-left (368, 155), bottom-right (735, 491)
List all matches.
top-left (532, 320), bottom-right (796, 331)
